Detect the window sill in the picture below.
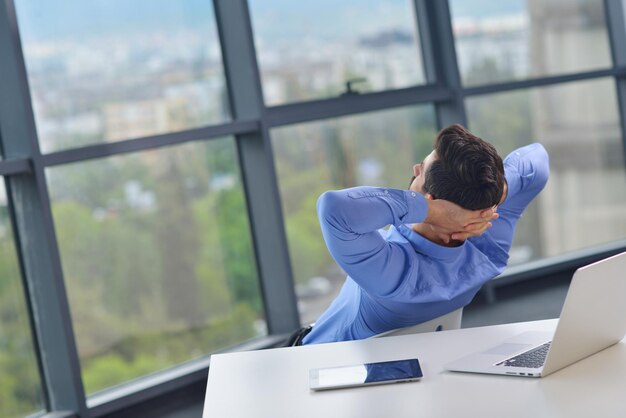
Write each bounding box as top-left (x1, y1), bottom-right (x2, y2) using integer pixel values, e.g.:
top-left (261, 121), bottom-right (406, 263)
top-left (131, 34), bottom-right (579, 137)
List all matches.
top-left (87, 334), bottom-right (288, 417)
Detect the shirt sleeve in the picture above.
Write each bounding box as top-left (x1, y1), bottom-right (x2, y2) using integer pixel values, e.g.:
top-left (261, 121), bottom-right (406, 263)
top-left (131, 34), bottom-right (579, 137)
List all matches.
top-left (478, 143), bottom-right (550, 260)
top-left (317, 187), bottom-right (428, 297)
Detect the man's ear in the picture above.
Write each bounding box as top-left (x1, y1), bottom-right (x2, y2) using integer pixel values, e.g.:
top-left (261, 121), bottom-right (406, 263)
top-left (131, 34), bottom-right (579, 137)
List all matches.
top-left (499, 180), bottom-right (508, 205)
top-left (425, 193), bottom-right (434, 200)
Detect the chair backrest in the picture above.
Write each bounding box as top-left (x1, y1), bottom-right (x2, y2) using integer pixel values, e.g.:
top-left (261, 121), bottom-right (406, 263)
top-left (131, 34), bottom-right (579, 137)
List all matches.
top-left (372, 308), bottom-right (463, 338)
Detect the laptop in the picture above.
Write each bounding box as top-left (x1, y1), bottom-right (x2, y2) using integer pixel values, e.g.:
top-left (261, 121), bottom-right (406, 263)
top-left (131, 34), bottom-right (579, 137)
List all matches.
top-left (445, 251), bottom-right (626, 378)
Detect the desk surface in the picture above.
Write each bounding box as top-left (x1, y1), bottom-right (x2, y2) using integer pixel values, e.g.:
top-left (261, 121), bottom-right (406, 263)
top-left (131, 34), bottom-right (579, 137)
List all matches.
top-left (203, 319), bottom-right (626, 418)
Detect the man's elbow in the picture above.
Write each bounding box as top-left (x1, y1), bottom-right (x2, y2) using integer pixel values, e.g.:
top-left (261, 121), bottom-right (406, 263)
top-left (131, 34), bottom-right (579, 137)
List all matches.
top-left (532, 143), bottom-right (550, 190)
top-left (317, 190), bottom-right (345, 222)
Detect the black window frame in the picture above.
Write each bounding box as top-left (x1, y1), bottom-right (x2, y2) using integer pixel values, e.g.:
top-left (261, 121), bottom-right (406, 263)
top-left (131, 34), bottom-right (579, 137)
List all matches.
top-left (0, 0), bottom-right (624, 416)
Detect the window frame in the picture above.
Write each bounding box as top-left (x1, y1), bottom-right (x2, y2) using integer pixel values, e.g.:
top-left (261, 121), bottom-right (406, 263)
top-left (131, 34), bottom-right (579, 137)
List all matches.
top-left (0, 0), bottom-right (624, 416)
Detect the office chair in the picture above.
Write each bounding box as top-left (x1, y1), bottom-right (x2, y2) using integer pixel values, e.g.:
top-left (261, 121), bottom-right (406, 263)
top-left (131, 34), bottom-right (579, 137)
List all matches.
top-left (372, 308), bottom-right (463, 338)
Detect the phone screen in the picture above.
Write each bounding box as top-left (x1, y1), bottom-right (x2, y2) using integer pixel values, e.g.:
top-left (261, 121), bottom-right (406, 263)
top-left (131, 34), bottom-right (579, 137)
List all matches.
top-left (309, 358), bottom-right (422, 391)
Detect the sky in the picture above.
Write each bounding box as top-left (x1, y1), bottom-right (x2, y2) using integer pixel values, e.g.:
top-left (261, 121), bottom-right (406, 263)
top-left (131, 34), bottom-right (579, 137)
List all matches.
top-left (15, 0), bottom-right (525, 43)
top-left (16, 0), bottom-right (214, 41)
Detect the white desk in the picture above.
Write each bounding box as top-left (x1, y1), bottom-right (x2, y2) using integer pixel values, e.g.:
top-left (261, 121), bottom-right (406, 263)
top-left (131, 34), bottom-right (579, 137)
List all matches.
top-left (203, 319), bottom-right (626, 418)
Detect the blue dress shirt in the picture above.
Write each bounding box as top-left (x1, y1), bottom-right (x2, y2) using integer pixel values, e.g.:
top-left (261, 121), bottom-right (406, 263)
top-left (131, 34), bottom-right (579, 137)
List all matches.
top-left (303, 143), bottom-right (550, 344)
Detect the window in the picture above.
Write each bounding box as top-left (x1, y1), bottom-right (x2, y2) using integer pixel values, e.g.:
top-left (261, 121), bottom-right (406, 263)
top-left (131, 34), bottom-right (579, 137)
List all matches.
top-left (249, 0), bottom-right (427, 105)
top-left (450, 0), bottom-right (611, 86)
top-left (46, 138), bottom-right (263, 394)
top-left (271, 106), bottom-right (437, 324)
top-left (467, 78), bottom-right (626, 265)
top-left (2, 0), bottom-right (626, 413)
top-left (15, 0), bottom-right (229, 153)
top-left (0, 181), bottom-right (43, 417)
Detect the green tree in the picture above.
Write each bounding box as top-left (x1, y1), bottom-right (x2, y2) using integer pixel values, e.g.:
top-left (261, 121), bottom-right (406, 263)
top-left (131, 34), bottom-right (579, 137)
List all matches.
top-left (0, 207), bottom-right (42, 417)
top-left (213, 187), bottom-right (261, 312)
top-left (154, 158), bottom-right (205, 327)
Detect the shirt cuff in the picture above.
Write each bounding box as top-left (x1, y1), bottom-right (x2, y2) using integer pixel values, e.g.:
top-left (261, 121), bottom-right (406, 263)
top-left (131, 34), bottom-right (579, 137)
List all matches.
top-left (402, 190), bottom-right (428, 224)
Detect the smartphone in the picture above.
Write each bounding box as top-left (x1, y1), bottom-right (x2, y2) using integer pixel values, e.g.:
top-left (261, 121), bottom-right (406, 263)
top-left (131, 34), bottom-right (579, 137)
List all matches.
top-left (309, 358), bottom-right (422, 391)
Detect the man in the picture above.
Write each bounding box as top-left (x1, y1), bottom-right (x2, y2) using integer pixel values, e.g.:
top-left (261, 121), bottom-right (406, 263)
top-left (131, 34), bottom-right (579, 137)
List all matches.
top-left (298, 124), bottom-right (549, 345)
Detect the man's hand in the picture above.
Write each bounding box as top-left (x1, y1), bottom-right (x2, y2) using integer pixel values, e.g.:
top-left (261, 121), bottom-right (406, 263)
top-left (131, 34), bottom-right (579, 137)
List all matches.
top-left (424, 196), bottom-right (498, 243)
top-left (450, 220), bottom-right (493, 241)
top-left (424, 196), bottom-right (497, 230)
top-left (427, 220), bottom-right (495, 245)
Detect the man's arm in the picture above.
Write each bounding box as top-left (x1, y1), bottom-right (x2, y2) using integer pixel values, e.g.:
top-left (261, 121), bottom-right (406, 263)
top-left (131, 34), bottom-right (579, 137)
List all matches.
top-left (317, 187), bottom-right (491, 297)
top-left (477, 143), bottom-right (550, 258)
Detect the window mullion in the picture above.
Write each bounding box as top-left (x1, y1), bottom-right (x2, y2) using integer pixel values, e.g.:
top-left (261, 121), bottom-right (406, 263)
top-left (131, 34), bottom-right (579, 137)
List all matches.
top-left (213, 0), bottom-right (300, 333)
top-left (604, 0), bottom-right (626, 172)
top-left (422, 0), bottom-right (467, 128)
top-left (0, 1), bottom-right (87, 415)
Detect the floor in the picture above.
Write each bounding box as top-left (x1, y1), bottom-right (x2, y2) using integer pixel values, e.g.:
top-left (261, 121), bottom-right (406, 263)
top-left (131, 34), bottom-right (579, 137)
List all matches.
top-left (462, 273), bottom-right (572, 328)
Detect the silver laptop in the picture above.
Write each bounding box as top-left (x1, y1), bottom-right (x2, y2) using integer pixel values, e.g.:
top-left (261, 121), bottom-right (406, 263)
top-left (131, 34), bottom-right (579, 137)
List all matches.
top-left (445, 251), bottom-right (626, 378)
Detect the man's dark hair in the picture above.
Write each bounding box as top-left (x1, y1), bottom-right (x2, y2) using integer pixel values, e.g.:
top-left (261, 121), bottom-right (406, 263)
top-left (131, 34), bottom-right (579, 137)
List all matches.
top-left (423, 124), bottom-right (504, 210)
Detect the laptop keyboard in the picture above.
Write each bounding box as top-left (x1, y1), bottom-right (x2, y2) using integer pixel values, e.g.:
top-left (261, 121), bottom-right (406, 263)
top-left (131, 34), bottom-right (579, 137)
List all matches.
top-left (497, 342), bottom-right (552, 368)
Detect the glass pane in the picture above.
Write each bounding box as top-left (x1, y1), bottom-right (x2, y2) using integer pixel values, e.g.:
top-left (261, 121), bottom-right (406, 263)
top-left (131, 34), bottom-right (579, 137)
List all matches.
top-left (250, 0), bottom-right (426, 105)
top-left (0, 182), bottom-right (44, 417)
top-left (467, 78), bottom-right (626, 266)
top-left (272, 106), bottom-right (437, 324)
top-left (450, 0), bottom-right (611, 86)
top-left (47, 139), bottom-right (263, 395)
top-left (16, 1), bottom-right (229, 153)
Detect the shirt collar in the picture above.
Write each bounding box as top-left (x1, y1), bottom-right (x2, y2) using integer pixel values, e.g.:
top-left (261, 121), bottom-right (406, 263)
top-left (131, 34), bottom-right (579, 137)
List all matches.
top-left (396, 224), bottom-right (465, 261)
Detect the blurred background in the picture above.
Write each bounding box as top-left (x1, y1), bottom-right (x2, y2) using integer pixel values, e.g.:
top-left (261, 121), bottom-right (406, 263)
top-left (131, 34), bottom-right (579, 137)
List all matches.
top-left (1, 0), bottom-right (625, 417)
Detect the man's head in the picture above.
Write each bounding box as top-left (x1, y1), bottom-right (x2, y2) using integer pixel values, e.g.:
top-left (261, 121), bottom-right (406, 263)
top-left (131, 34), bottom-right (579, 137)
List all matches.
top-left (409, 124), bottom-right (505, 210)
